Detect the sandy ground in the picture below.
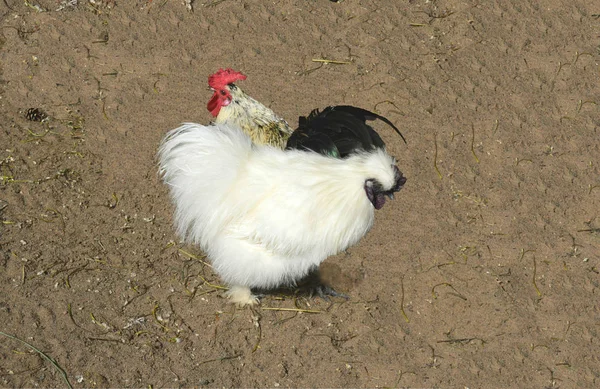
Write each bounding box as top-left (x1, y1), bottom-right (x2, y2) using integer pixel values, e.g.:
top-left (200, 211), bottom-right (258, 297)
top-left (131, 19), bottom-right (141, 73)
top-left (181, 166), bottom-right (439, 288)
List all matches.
top-left (1, 0), bottom-right (599, 387)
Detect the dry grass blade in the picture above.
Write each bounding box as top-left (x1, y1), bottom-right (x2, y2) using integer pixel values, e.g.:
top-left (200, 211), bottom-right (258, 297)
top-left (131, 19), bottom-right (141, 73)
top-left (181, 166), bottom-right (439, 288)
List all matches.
top-left (576, 100), bottom-right (597, 113)
top-left (178, 248), bottom-right (212, 268)
top-left (197, 275), bottom-right (228, 290)
top-left (400, 276), bottom-right (410, 323)
top-left (311, 58), bottom-right (351, 65)
top-left (251, 311), bottom-right (262, 353)
top-left (532, 255), bottom-right (542, 297)
top-left (204, 0), bottom-right (226, 7)
top-left (0, 331), bottom-right (73, 389)
top-left (431, 282), bottom-right (467, 300)
top-left (261, 307), bottom-right (322, 314)
top-left (437, 337), bottom-right (485, 345)
top-left (67, 303), bottom-right (92, 333)
top-left (519, 249), bottom-right (541, 297)
top-left (578, 227), bottom-right (600, 233)
top-left (434, 133), bottom-right (442, 179)
top-left (471, 124), bottom-right (480, 163)
top-left (197, 353), bottom-right (242, 366)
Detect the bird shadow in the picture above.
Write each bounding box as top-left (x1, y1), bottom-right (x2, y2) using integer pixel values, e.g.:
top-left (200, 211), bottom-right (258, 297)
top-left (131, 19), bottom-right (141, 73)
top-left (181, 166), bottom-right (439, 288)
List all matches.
top-left (252, 268), bottom-right (349, 302)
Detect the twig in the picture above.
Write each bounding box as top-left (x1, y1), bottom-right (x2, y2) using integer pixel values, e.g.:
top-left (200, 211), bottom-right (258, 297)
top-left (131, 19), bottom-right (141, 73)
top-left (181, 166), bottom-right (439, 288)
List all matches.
top-left (0, 331), bottom-right (73, 389)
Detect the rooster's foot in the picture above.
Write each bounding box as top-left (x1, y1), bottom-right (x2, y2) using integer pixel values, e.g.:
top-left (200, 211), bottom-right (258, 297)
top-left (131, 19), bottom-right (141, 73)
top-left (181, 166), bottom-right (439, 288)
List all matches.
top-left (305, 285), bottom-right (349, 301)
top-left (225, 285), bottom-right (260, 306)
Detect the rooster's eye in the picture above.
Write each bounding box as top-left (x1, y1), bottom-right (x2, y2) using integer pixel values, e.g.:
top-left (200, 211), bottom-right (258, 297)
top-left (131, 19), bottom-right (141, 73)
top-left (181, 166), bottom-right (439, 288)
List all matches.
top-left (220, 90), bottom-right (227, 96)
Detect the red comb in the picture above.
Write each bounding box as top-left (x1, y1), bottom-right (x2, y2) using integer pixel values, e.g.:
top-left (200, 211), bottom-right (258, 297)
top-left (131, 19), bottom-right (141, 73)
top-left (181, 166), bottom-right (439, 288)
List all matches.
top-left (208, 68), bottom-right (247, 89)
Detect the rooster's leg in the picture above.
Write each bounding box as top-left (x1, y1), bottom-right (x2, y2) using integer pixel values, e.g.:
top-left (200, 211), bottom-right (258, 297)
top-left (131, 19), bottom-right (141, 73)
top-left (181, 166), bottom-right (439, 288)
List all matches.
top-left (225, 285), bottom-right (260, 306)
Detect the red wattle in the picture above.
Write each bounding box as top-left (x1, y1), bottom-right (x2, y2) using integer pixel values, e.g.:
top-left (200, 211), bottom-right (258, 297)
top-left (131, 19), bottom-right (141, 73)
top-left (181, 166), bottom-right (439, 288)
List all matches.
top-left (207, 93), bottom-right (221, 116)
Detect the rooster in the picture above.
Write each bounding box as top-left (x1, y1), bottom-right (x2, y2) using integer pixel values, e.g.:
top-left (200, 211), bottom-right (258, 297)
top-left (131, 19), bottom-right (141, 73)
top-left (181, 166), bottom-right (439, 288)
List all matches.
top-left (207, 68), bottom-right (406, 148)
top-left (207, 68), bottom-right (293, 148)
top-left (158, 110), bottom-right (406, 306)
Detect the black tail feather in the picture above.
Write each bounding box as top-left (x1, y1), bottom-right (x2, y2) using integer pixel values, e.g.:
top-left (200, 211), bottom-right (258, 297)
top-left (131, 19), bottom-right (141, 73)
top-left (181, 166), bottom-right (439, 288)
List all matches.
top-left (330, 105), bottom-right (407, 144)
top-left (286, 105), bottom-right (405, 158)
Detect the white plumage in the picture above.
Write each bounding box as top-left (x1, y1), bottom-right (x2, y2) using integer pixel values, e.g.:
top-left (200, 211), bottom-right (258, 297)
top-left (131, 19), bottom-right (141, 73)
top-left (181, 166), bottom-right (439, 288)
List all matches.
top-left (158, 123), bottom-right (401, 305)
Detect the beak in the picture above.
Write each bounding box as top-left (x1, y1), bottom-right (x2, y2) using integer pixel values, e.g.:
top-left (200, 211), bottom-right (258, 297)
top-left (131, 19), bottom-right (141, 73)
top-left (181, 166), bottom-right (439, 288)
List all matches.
top-left (386, 193), bottom-right (395, 200)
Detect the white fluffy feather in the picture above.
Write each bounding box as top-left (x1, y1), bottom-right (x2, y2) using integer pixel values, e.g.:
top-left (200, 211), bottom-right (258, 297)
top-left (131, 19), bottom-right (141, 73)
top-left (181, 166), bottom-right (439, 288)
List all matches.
top-left (158, 123), bottom-right (398, 305)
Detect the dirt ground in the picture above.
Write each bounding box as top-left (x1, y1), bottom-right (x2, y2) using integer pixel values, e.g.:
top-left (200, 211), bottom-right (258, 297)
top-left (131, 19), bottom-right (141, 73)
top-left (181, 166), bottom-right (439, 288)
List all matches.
top-left (1, 0), bottom-right (599, 387)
